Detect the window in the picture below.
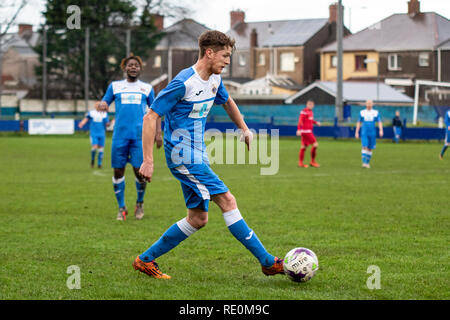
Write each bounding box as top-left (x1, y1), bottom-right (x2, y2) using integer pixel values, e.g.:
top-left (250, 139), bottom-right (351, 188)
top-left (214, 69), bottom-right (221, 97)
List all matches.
top-left (330, 55), bottom-right (337, 68)
top-left (280, 52), bottom-right (295, 72)
top-left (153, 55), bottom-right (161, 68)
top-left (355, 55), bottom-right (367, 71)
top-left (388, 54), bottom-right (402, 71)
top-left (238, 54), bottom-right (247, 67)
top-left (258, 53), bottom-right (266, 66)
top-left (418, 52), bottom-right (429, 67)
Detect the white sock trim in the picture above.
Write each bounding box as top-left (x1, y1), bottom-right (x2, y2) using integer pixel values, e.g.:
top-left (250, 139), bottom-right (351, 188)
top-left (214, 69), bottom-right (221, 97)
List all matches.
top-left (176, 217), bottom-right (198, 236)
top-left (112, 176), bottom-right (125, 184)
top-left (223, 208), bottom-right (243, 227)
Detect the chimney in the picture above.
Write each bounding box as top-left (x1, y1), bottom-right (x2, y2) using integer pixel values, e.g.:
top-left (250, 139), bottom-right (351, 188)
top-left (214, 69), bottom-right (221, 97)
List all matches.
top-left (329, 3), bottom-right (338, 23)
top-left (230, 10), bottom-right (245, 29)
top-left (408, 0), bottom-right (420, 17)
top-left (250, 28), bottom-right (258, 47)
top-left (151, 14), bottom-right (164, 31)
top-left (18, 24), bottom-right (33, 37)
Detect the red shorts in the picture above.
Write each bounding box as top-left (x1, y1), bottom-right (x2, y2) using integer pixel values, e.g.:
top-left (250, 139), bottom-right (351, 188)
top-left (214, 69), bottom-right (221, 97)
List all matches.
top-left (301, 133), bottom-right (317, 146)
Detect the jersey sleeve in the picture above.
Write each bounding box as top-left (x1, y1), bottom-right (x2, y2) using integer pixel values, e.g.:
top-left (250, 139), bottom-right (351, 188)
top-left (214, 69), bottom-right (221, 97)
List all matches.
top-left (375, 112), bottom-right (381, 122)
top-left (297, 111), bottom-right (305, 129)
top-left (150, 79), bottom-right (186, 116)
top-left (147, 88), bottom-right (155, 107)
top-left (102, 83), bottom-right (115, 105)
top-left (214, 80), bottom-right (229, 105)
top-left (358, 112), bottom-right (363, 122)
top-left (445, 111), bottom-right (450, 126)
top-left (85, 111), bottom-right (92, 120)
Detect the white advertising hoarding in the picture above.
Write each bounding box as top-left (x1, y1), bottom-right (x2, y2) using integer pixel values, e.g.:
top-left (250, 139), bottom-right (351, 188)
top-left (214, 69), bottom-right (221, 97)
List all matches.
top-left (28, 119), bottom-right (75, 135)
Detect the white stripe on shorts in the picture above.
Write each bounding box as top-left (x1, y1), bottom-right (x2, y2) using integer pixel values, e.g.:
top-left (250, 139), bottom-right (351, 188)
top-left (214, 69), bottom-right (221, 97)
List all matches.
top-left (175, 165), bottom-right (210, 200)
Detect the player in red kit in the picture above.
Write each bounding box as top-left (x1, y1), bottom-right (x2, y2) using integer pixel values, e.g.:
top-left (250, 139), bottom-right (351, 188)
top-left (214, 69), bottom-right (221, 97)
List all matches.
top-left (296, 99), bottom-right (321, 168)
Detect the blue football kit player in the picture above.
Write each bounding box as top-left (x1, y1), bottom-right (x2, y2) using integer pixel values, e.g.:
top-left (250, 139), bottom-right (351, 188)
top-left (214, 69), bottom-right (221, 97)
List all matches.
top-left (439, 109), bottom-right (450, 160)
top-left (78, 102), bottom-right (109, 168)
top-left (99, 55), bottom-right (162, 221)
top-left (355, 100), bottom-right (384, 168)
top-left (132, 31), bottom-right (284, 279)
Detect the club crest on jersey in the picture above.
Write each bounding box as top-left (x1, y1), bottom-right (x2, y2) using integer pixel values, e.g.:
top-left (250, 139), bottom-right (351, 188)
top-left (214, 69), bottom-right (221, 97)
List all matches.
top-left (212, 85), bottom-right (217, 94)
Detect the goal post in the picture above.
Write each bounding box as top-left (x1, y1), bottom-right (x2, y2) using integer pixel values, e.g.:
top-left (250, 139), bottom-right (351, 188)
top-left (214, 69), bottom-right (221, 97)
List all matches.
top-left (413, 80), bottom-right (450, 126)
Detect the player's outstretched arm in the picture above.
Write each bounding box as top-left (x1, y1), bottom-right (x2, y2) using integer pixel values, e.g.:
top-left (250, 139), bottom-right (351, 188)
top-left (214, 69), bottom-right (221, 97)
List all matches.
top-left (378, 121), bottom-right (384, 137)
top-left (223, 97), bottom-right (253, 150)
top-left (78, 117), bottom-right (88, 129)
top-left (140, 110), bottom-right (160, 182)
top-left (355, 122), bottom-right (361, 139)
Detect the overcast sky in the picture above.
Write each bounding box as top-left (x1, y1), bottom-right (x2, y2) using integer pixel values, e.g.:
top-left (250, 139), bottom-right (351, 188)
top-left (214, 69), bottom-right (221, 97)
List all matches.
top-left (6, 0), bottom-right (450, 34)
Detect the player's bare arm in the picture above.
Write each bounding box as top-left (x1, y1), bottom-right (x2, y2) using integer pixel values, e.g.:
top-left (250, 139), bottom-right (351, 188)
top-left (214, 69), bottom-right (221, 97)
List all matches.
top-left (355, 121), bottom-right (361, 139)
top-left (223, 96), bottom-right (253, 150)
top-left (378, 121), bottom-right (384, 137)
top-left (140, 110), bottom-right (160, 182)
top-left (78, 117), bottom-right (88, 128)
top-left (155, 117), bottom-right (163, 149)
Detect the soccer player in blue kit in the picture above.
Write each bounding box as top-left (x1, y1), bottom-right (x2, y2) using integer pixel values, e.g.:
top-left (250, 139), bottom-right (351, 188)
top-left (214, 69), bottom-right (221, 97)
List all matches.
top-left (355, 100), bottom-right (384, 168)
top-left (133, 31), bottom-right (284, 279)
top-left (99, 55), bottom-right (162, 221)
top-left (78, 102), bottom-right (109, 168)
top-left (439, 109), bottom-right (450, 160)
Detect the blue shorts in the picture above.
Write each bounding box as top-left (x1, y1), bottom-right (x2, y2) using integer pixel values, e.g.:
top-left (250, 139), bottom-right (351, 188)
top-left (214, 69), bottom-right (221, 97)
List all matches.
top-left (90, 135), bottom-right (105, 147)
top-left (361, 134), bottom-right (376, 150)
top-left (170, 164), bottom-right (229, 212)
top-left (111, 138), bottom-right (143, 169)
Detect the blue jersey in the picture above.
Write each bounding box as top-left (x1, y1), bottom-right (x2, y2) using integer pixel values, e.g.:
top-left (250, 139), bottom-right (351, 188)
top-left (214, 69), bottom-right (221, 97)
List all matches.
top-left (358, 109), bottom-right (381, 136)
top-left (102, 79), bottom-right (155, 140)
top-left (86, 110), bottom-right (108, 137)
top-left (150, 66), bottom-right (229, 168)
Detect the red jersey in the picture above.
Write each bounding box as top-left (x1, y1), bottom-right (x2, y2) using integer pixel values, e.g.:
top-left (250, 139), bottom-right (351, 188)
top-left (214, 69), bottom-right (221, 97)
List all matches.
top-left (297, 108), bottom-right (318, 134)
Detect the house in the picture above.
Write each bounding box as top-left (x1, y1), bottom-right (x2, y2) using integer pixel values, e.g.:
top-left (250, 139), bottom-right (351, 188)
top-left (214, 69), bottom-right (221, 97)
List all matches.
top-left (0, 24), bottom-right (40, 92)
top-left (285, 81), bottom-right (414, 106)
top-left (319, 0), bottom-right (450, 98)
top-left (224, 4), bottom-right (351, 86)
top-left (140, 16), bottom-right (210, 90)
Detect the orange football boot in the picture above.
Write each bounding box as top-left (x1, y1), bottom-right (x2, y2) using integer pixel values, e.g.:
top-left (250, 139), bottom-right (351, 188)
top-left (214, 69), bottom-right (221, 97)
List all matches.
top-left (262, 257), bottom-right (285, 276)
top-left (133, 256), bottom-right (171, 279)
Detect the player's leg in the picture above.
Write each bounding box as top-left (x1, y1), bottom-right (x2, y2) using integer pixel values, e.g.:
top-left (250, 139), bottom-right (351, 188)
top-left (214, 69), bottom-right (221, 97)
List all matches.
top-left (134, 181), bottom-right (207, 279)
top-left (132, 167), bottom-right (146, 219)
top-left (90, 136), bottom-right (97, 168)
top-left (97, 136), bottom-right (105, 168)
top-left (365, 136), bottom-right (376, 167)
top-left (440, 131), bottom-right (449, 160)
top-left (310, 139), bottom-right (320, 167)
top-left (361, 135), bottom-right (369, 167)
top-left (298, 136), bottom-right (309, 167)
top-left (212, 191), bottom-right (283, 275)
top-left (111, 139), bottom-right (129, 220)
top-left (130, 139), bottom-right (147, 219)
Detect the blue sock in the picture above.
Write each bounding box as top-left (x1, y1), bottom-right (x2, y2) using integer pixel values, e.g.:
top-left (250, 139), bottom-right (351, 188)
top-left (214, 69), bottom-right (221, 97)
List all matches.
top-left (91, 148), bottom-right (97, 162)
top-left (441, 145), bottom-right (448, 157)
top-left (113, 177), bottom-right (126, 208)
top-left (135, 178), bottom-right (146, 203)
top-left (140, 218), bottom-right (197, 262)
top-left (367, 151), bottom-right (373, 164)
top-left (361, 150), bottom-right (368, 164)
top-left (98, 148), bottom-right (104, 166)
top-left (223, 209), bottom-right (275, 267)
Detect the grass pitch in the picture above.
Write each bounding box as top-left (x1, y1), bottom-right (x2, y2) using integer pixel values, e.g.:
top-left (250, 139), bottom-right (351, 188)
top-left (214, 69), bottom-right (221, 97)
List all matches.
top-left (0, 133), bottom-right (448, 300)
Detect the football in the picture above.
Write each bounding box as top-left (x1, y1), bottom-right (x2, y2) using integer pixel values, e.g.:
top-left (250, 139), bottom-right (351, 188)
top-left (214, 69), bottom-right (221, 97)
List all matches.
top-left (283, 247), bottom-right (319, 282)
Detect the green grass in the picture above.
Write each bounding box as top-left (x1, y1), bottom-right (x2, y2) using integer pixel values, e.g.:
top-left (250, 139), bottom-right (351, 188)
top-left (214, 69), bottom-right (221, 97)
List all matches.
top-left (0, 133), bottom-right (449, 300)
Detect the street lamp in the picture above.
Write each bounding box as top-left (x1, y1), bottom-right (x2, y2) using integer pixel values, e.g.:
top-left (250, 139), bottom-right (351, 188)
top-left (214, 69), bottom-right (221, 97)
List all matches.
top-left (364, 58), bottom-right (379, 103)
